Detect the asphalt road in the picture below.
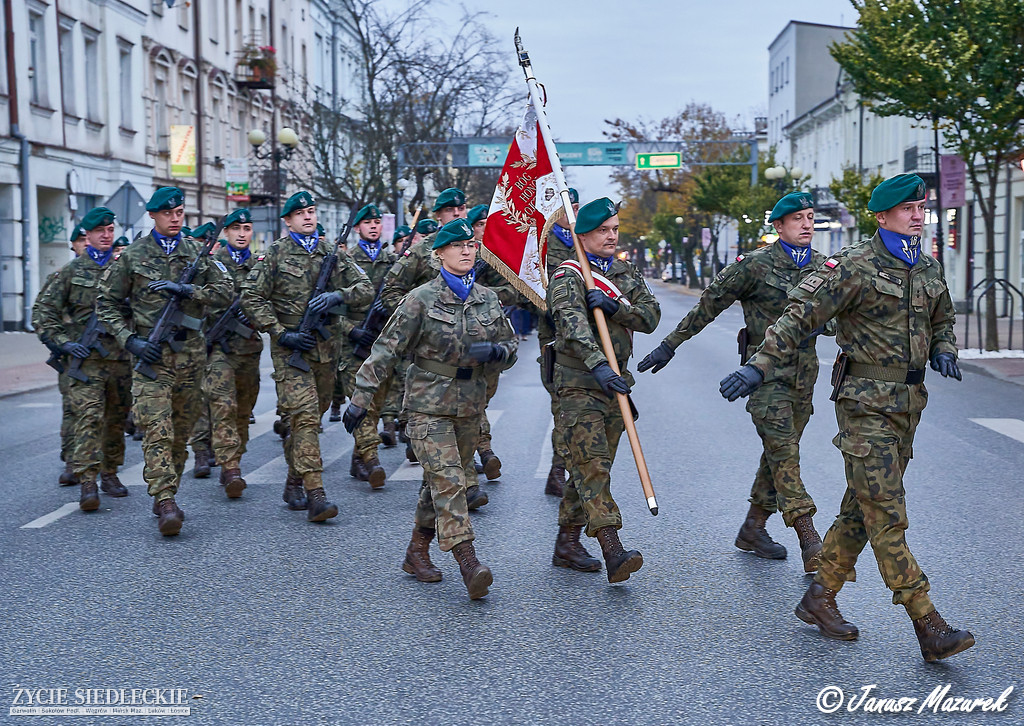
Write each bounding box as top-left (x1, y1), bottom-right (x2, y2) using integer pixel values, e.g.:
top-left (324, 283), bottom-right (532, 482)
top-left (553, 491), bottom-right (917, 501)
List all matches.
top-left (3, 282), bottom-right (1023, 725)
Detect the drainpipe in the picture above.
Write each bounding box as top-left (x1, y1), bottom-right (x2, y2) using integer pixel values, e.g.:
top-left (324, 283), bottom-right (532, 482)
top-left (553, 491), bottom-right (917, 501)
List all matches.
top-left (5, 0), bottom-right (31, 330)
top-left (193, 0), bottom-right (205, 217)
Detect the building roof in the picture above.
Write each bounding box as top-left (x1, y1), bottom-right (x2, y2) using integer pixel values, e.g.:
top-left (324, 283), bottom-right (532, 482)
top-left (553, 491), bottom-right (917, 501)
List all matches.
top-left (768, 20), bottom-right (855, 51)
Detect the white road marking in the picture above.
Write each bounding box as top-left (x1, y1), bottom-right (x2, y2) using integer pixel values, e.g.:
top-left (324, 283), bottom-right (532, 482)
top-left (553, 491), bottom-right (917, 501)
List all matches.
top-left (969, 418), bottom-right (1024, 445)
top-left (21, 502), bottom-right (79, 529)
top-left (17, 402), bottom-right (55, 408)
top-left (534, 420), bottom-right (554, 478)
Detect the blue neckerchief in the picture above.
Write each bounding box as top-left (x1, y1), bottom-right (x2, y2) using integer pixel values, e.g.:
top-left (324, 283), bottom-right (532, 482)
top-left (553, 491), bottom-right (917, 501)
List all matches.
top-left (86, 245), bottom-right (113, 267)
top-left (552, 224), bottom-right (574, 249)
top-left (227, 245), bottom-right (251, 265)
top-left (440, 267), bottom-right (475, 302)
top-left (358, 240), bottom-right (381, 262)
top-left (289, 230), bottom-right (320, 253)
top-left (778, 240), bottom-right (811, 268)
top-left (152, 231), bottom-right (181, 255)
top-left (878, 227), bottom-right (920, 266)
top-left (586, 252), bottom-right (613, 274)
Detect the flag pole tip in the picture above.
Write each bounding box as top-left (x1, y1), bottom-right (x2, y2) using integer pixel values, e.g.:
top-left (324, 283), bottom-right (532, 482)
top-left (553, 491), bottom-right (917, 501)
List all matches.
top-left (647, 496), bottom-right (658, 515)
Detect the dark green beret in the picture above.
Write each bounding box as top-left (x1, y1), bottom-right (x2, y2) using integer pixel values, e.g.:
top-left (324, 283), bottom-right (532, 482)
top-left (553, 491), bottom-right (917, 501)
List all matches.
top-left (432, 218), bottom-right (475, 249)
top-left (224, 208), bottom-right (252, 227)
top-left (768, 191), bottom-right (815, 222)
top-left (316, 223), bottom-right (325, 236)
top-left (80, 206), bottom-right (116, 231)
top-left (432, 188), bottom-right (466, 212)
top-left (353, 204), bottom-right (381, 225)
top-left (416, 219), bottom-right (439, 236)
top-left (467, 204), bottom-right (489, 225)
top-left (280, 191), bottom-right (317, 218)
top-left (180, 227), bottom-right (192, 238)
top-left (575, 197), bottom-right (618, 235)
top-left (568, 188), bottom-right (579, 204)
top-left (191, 222), bottom-right (215, 239)
top-left (146, 186), bottom-right (185, 212)
top-left (868, 173), bottom-right (927, 212)
top-left (393, 225), bottom-right (412, 243)
top-left (114, 236), bottom-right (129, 247)
top-left (70, 225), bottom-right (85, 242)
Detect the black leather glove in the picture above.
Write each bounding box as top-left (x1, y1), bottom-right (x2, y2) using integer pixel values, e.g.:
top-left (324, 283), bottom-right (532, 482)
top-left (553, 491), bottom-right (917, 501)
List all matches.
top-left (279, 330), bottom-right (316, 351)
top-left (343, 403), bottom-right (367, 434)
top-left (468, 341), bottom-right (507, 363)
top-left (637, 341), bottom-right (675, 374)
top-left (370, 297), bottom-right (390, 316)
top-left (60, 341), bottom-right (91, 359)
top-left (125, 334), bottom-right (162, 364)
top-left (586, 289), bottom-right (620, 316)
top-left (148, 280), bottom-right (194, 298)
top-left (235, 308), bottom-right (251, 326)
top-left (591, 361), bottom-right (631, 396)
top-left (719, 365), bottom-right (764, 401)
top-left (930, 352), bottom-right (962, 381)
top-left (307, 291), bottom-right (344, 315)
top-left (348, 326), bottom-right (368, 344)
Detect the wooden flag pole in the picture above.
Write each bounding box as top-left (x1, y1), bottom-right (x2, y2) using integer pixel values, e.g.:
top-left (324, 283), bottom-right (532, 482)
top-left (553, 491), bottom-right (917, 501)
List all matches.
top-left (514, 30), bottom-right (658, 516)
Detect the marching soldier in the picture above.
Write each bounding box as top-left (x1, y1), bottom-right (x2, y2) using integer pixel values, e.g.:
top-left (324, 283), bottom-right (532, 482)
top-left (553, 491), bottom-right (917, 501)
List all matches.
top-left (343, 218), bottom-right (518, 599)
top-left (377, 224), bottom-right (416, 443)
top-left (547, 198), bottom-right (660, 582)
top-left (96, 187), bottom-right (233, 536)
top-left (638, 191), bottom-right (828, 572)
top-left (188, 221), bottom-right (219, 479)
top-left (720, 174), bottom-right (974, 662)
top-left (33, 206), bottom-right (132, 511)
top-left (240, 191), bottom-right (373, 521)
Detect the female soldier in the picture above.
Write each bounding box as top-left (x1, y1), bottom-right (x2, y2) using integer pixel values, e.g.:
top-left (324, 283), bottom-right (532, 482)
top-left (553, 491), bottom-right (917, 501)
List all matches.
top-left (343, 218), bottom-right (518, 600)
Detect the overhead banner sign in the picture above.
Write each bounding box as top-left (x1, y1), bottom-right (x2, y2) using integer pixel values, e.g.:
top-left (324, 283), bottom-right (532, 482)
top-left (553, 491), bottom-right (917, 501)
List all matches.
top-left (224, 157), bottom-right (250, 201)
top-left (468, 142), bottom-right (629, 167)
top-left (940, 154), bottom-right (966, 208)
top-left (170, 125), bottom-right (196, 178)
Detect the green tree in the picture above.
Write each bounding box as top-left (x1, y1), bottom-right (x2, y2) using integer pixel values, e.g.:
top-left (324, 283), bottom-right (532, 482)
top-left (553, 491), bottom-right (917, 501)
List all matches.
top-left (829, 167), bottom-right (886, 238)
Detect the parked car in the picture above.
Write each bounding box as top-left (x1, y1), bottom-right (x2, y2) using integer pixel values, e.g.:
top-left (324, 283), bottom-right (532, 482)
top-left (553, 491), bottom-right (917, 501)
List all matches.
top-left (661, 263), bottom-right (686, 282)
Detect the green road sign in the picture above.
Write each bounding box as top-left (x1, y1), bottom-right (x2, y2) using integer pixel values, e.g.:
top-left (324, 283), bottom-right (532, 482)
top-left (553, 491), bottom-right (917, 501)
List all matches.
top-left (636, 152), bottom-right (682, 169)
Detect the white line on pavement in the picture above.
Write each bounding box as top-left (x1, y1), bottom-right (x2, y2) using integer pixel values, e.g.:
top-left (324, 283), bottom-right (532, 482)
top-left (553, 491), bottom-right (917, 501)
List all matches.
top-left (969, 418), bottom-right (1024, 445)
top-left (16, 402), bottom-right (56, 408)
top-left (21, 502), bottom-right (79, 529)
top-left (534, 420), bottom-right (554, 479)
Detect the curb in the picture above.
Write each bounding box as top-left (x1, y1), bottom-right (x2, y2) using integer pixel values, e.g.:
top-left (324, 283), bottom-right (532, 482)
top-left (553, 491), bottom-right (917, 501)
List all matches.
top-left (959, 360), bottom-right (1024, 389)
top-left (0, 381), bottom-right (59, 400)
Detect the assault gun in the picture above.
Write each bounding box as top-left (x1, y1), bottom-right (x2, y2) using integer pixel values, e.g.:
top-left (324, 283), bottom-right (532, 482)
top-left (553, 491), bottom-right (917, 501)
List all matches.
top-left (205, 297), bottom-right (254, 354)
top-left (42, 338), bottom-right (65, 374)
top-left (68, 310), bottom-right (111, 383)
top-left (135, 218), bottom-right (224, 379)
top-left (737, 327), bottom-right (750, 366)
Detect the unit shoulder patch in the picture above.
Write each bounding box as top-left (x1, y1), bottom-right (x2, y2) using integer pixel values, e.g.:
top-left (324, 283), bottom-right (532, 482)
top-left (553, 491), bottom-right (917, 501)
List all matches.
top-left (213, 260), bottom-right (228, 274)
top-left (797, 274), bottom-right (827, 294)
top-left (824, 258), bottom-right (839, 269)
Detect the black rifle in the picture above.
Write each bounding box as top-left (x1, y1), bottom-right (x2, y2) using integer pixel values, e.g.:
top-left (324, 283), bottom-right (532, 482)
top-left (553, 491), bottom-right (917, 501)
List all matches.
top-left (205, 297), bottom-right (254, 354)
top-left (68, 310), bottom-right (111, 383)
top-left (42, 338), bottom-right (65, 374)
top-left (287, 205), bottom-right (362, 372)
top-left (135, 219), bottom-right (225, 379)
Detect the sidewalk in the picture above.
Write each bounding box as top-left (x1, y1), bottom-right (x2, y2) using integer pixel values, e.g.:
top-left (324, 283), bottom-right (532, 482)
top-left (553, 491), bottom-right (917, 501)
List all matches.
top-left (0, 332), bottom-right (60, 398)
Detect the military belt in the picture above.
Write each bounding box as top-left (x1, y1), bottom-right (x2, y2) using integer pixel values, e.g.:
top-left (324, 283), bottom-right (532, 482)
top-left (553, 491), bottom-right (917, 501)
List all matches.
top-left (554, 352), bottom-right (627, 373)
top-left (414, 356), bottom-right (479, 380)
top-left (848, 362), bottom-right (925, 385)
top-left (277, 312), bottom-right (340, 328)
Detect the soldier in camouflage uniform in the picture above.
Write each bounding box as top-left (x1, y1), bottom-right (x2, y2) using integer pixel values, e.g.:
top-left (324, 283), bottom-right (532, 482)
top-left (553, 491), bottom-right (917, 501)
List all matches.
top-left (547, 198), bottom-right (660, 583)
top-left (187, 221), bottom-right (219, 480)
top-left (377, 224), bottom-right (415, 443)
top-left (201, 209), bottom-right (263, 499)
top-left (721, 174), bottom-right (974, 662)
top-left (639, 191), bottom-right (829, 572)
top-left (344, 218), bottom-right (518, 600)
top-left (96, 187), bottom-right (233, 536)
top-left (33, 207), bottom-right (132, 511)
top-left (240, 191), bottom-right (373, 522)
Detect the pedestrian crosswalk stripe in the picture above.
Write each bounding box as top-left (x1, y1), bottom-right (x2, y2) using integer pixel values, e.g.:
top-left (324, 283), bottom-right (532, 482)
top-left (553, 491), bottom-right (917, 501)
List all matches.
top-left (534, 420), bottom-right (554, 478)
top-left (21, 502), bottom-right (79, 529)
top-left (969, 418), bottom-right (1024, 445)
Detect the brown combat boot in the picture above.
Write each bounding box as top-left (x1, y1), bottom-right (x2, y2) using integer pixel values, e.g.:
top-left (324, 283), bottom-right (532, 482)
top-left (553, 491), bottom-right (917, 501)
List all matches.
top-left (452, 541), bottom-right (492, 600)
top-left (100, 471), bottom-right (129, 497)
top-left (405, 441), bottom-right (418, 463)
top-left (156, 498), bottom-right (184, 536)
top-left (913, 610), bottom-right (975, 662)
top-left (544, 464), bottom-right (565, 497)
top-left (479, 449), bottom-right (501, 480)
top-left (282, 473), bottom-right (307, 510)
top-left (380, 420), bottom-right (398, 447)
top-left (735, 504), bottom-right (788, 559)
top-left (795, 581), bottom-right (859, 640)
top-left (152, 497), bottom-right (185, 521)
top-left (59, 464), bottom-right (78, 487)
top-left (792, 514), bottom-right (823, 572)
top-left (350, 451), bottom-right (369, 481)
top-left (466, 485), bottom-right (488, 510)
top-left (596, 527), bottom-right (643, 583)
top-left (220, 466), bottom-right (246, 499)
top-left (306, 487), bottom-right (339, 522)
top-left (402, 527), bottom-right (443, 582)
top-left (364, 454), bottom-right (386, 489)
top-left (192, 449), bottom-right (211, 479)
top-left (329, 401), bottom-right (342, 422)
top-left (552, 525), bottom-right (602, 572)
top-left (79, 480), bottom-right (100, 511)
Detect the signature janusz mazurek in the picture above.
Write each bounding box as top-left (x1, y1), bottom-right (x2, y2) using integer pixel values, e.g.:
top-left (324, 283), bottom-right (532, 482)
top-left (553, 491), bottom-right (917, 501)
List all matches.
top-left (816, 684), bottom-right (1014, 715)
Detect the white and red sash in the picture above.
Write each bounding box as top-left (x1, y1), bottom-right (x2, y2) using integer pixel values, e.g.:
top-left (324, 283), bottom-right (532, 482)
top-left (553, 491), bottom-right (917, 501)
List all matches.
top-left (553, 259), bottom-right (624, 300)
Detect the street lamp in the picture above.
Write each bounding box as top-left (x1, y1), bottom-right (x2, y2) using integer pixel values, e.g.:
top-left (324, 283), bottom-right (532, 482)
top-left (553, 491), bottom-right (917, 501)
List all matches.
top-left (396, 178), bottom-right (412, 227)
top-left (673, 216), bottom-right (685, 284)
top-left (248, 126), bottom-right (300, 222)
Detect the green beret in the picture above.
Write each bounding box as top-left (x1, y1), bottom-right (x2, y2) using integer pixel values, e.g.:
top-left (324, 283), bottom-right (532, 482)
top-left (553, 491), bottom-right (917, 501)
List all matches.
top-left (431, 219), bottom-right (475, 249)
top-left (316, 223), bottom-right (325, 236)
top-left (180, 226), bottom-right (192, 238)
top-left (114, 236), bottom-right (129, 247)
top-left (467, 204), bottom-right (489, 225)
top-left (280, 191), bottom-right (317, 218)
top-left (353, 204), bottom-right (381, 225)
top-left (191, 222), bottom-right (215, 239)
top-left (868, 173), bottom-right (927, 212)
top-left (80, 206), bottom-right (116, 231)
top-left (224, 208), bottom-right (252, 227)
top-left (146, 186), bottom-right (185, 212)
top-left (568, 188), bottom-right (579, 204)
top-left (575, 197), bottom-right (618, 235)
top-left (431, 188), bottom-right (466, 212)
top-left (768, 191), bottom-right (815, 222)
top-left (70, 225), bottom-right (85, 242)
top-left (393, 225), bottom-right (412, 243)
top-left (416, 219), bottom-right (439, 236)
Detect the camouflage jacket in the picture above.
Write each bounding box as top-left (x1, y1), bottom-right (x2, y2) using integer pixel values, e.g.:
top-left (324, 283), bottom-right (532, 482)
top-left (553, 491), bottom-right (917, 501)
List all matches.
top-left (96, 233), bottom-right (233, 350)
top-left (239, 235), bottom-right (373, 364)
top-left (537, 228), bottom-right (578, 346)
top-left (378, 235), bottom-right (440, 311)
top-left (352, 274), bottom-right (518, 418)
top-left (340, 241), bottom-right (397, 334)
top-left (663, 242), bottom-right (827, 390)
top-left (207, 245), bottom-right (263, 356)
top-left (34, 254), bottom-right (129, 362)
top-left (547, 257), bottom-right (661, 390)
top-left (747, 233), bottom-right (957, 414)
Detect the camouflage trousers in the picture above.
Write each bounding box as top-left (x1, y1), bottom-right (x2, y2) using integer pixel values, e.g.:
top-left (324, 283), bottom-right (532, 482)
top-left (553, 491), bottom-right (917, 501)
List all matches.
top-left (270, 345), bottom-right (334, 491)
top-left (132, 344), bottom-right (205, 501)
top-left (338, 362), bottom-right (389, 461)
top-left (59, 370), bottom-right (72, 463)
top-left (407, 412), bottom-right (478, 551)
top-left (557, 386), bottom-right (624, 537)
top-left (189, 389), bottom-right (212, 454)
top-left (202, 349), bottom-right (260, 469)
top-left (67, 358), bottom-right (131, 482)
top-left (380, 361), bottom-right (403, 422)
top-left (816, 398), bottom-right (933, 620)
top-left (744, 381), bottom-right (817, 526)
top-left (539, 351), bottom-right (568, 469)
top-left (476, 371), bottom-right (501, 453)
